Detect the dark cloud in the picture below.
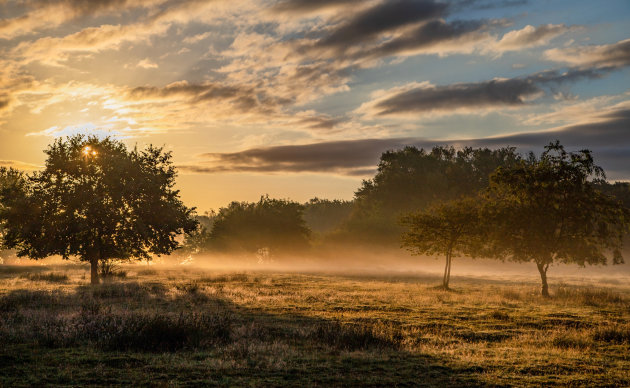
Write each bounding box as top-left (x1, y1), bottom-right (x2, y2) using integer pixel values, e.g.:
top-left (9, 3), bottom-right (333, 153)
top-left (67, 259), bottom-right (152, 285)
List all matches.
top-left (316, 0), bottom-right (448, 51)
top-left (296, 116), bottom-right (345, 131)
top-left (128, 81), bottom-right (291, 112)
top-left (354, 18), bottom-right (487, 60)
top-left (182, 107), bottom-right (630, 180)
top-left (367, 67), bottom-right (611, 116)
top-left (452, 0), bottom-right (528, 11)
top-left (180, 138), bottom-right (420, 175)
top-left (371, 78), bottom-right (541, 116)
top-left (464, 108), bottom-right (630, 180)
top-left (272, 0), bottom-right (360, 13)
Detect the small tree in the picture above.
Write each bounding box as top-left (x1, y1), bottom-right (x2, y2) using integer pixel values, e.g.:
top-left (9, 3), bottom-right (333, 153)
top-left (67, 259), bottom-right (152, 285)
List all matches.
top-left (401, 197), bottom-right (483, 289)
top-left (0, 136), bottom-right (198, 284)
top-left (485, 141), bottom-right (629, 297)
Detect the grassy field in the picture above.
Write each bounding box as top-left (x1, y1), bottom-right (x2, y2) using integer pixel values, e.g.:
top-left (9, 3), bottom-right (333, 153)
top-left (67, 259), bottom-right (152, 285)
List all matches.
top-left (1, 262), bottom-right (629, 387)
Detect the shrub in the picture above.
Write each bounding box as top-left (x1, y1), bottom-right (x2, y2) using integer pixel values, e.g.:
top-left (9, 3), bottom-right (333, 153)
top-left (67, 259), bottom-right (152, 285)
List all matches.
top-left (310, 321), bottom-right (402, 351)
top-left (593, 327), bottom-right (630, 344)
top-left (22, 272), bottom-right (69, 283)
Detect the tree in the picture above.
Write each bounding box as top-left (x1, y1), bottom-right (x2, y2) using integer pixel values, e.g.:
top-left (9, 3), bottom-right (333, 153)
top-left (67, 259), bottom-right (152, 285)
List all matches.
top-left (485, 141), bottom-right (630, 297)
top-left (0, 136), bottom-right (198, 284)
top-left (208, 195), bottom-right (310, 256)
top-left (401, 197), bottom-right (483, 289)
top-left (302, 198), bottom-right (353, 234)
top-left (343, 145), bottom-right (521, 244)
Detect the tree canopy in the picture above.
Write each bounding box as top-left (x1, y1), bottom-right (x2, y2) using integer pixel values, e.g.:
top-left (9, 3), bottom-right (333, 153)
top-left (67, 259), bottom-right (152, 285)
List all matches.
top-left (303, 198), bottom-right (353, 235)
top-left (341, 145), bottom-right (521, 244)
top-left (484, 141), bottom-right (630, 297)
top-left (0, 136), bottom-right (197, 284)
top-left (206, 195), bottom-right (311, 257)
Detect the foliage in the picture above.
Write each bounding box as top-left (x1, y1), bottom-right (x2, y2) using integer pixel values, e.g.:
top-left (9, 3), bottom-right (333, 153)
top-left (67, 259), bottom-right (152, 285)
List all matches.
top-left (206, 195), bottom-right (310, 256)
top-left (402, 196), bottom-right (483, 289)
top-left (0, 136), bottom-right (198, 283)
top-left (596, 181), bottom-right (630, 210)
top-left (484, 141), bottom-right (630, 296)
top-left (342, 145), bottom-right (521, 244)
top-left (302, 197), bottom-right (353, 234)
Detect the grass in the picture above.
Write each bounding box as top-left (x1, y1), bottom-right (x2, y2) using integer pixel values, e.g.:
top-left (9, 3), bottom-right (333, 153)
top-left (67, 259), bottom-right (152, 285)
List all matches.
top-left (0, 264), bottom-right (629, 387)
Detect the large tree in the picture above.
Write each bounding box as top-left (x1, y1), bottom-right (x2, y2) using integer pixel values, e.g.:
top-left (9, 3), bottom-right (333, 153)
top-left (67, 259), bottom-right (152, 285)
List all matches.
top-left (401, 197), bottom-right (483, 289)
top-left (485, 141), bottom-right (630, 297)
top-left (0, 136), bottom-right (198, 284)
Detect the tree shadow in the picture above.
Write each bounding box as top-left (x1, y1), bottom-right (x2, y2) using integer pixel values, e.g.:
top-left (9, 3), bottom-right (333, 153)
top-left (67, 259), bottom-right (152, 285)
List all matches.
top-left (0, 279), bottom-right (491, 387)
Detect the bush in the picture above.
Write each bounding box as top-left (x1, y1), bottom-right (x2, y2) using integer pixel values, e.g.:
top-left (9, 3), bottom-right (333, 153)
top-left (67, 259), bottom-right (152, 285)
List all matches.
top-left (593, 327), bottom-right (630, 344)
top-left (96, 312), bottom-right (233, 352)
top-left (0, 310), bottom-right (234, 351)
top-left (310, 321), bottom-right (402, 351)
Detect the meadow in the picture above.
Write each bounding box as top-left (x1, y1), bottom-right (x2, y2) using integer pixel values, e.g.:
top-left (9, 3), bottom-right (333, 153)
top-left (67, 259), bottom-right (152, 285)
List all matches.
top-left (1, 261), bottom-right (629, 387)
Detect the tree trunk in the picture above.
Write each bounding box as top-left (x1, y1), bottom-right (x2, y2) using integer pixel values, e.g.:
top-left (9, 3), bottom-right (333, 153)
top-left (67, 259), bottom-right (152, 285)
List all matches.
top-left (90, 257), bottom-right (99, 285)
top-left (536, 262), bottom-right (549, 297)
top-left (446, 254), bottom-right (452, 288)
top-left (442, 252), bottom-right (451, 289)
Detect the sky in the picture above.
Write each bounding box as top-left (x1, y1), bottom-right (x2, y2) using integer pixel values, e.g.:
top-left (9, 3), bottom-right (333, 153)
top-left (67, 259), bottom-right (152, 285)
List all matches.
top-left (0, 0), bottom-right (629, 211)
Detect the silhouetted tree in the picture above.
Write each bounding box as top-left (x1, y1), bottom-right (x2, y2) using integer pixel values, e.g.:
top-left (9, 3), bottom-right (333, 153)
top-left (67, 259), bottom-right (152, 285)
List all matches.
top-left (208, 195), bottom-right (310, 256)
top-left (0, 136), bottom-right (198, 284)
top-left (342, 145), bottom-right (521, 244)
top-left (402, 197), bottom-right (483, 289)
top-left (484, 141), bottom-right (630, 297)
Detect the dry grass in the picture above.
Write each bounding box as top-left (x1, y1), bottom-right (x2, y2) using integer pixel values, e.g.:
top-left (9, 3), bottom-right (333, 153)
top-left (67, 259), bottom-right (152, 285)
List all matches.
top-left (0, 263), bottom-right (629, 386)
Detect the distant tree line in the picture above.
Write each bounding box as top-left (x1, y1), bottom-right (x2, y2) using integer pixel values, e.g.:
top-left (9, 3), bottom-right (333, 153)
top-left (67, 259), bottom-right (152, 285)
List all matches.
top-left (1, 136), bottom-right (629, 295)
top-left (182, 142), bottom-right (630, 297)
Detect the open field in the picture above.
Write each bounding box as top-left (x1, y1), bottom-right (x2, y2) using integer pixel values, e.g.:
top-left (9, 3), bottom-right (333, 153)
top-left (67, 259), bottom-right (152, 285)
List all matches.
top-left (1, 261), bottom-right (629, 387)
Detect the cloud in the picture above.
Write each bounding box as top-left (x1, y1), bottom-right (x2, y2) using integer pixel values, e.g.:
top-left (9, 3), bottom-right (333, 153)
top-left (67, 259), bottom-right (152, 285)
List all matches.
top-left (358, 79), bottom-right (542, 117)
top-left (271, 0), bottom-right (361, 13)
top-left (12, 22), bottom-right (171, 66)
top-left (545, 38), bottom-right (630, 69)
top-left (179, 138), bottom-right (420, 176)
top-left (0, 0), bottom-right (165, 39)
top-left (465, 104), bottom-right (630, 180)
top-left (136, 58), bottom-right (158, 69)
top-left (313, 0), bottom-right (448, 52)
top-left (493, 24), bottom-right (578, 52)
top-left (181, 102), bottom-right (630, 180)
top-left (352, 19), bottom-right (491, 60)
top-left (358, 68), bottom-right (609, 117)
top-left (128, 80), bottom-right (289, 114)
